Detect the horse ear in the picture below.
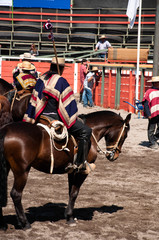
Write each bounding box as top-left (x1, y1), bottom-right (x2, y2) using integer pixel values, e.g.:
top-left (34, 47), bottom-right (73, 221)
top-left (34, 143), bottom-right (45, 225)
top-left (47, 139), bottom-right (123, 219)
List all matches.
top-left (124, 113), bottom-right (131, 126)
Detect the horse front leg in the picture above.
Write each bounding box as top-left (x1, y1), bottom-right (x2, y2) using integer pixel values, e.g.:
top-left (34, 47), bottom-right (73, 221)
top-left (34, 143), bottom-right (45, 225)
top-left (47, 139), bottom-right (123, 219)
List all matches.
top-left (65, 172), bottom-right (88, 225)
top-left (10, 172), bottom-right (31, 230)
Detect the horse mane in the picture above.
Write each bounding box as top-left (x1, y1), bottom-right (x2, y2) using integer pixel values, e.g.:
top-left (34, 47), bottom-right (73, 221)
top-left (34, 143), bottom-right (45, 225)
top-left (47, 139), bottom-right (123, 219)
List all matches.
top-left (79, 110), bottom-right (123, 123)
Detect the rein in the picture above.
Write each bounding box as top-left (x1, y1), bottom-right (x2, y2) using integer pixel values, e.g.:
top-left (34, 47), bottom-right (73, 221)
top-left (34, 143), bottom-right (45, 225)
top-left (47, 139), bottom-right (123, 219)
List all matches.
top-left (10, 89), bottom-right (17, 111)
top-left (3, 89), bottom-right (15, 97)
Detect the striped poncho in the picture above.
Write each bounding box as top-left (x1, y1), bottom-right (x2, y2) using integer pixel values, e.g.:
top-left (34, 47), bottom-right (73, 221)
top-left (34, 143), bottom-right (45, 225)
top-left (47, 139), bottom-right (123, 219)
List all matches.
top-left (142, 88), bottom-right (159, 118)
top-left (23, 74), bottom-right (78, 128)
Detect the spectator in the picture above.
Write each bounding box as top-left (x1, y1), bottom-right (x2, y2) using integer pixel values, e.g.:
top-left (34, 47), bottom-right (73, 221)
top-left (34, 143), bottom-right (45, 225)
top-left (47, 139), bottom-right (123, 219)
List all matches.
top-left (95, 35), bottom-right (112, 60)
top-left (83, 66), bottom-right (100, 108)
top-left (142, 76), bottom-right (159, 149)
top-left (30, 43), bottom-right (39, 56)
top-left (80, 59), bottom-right (89, 102)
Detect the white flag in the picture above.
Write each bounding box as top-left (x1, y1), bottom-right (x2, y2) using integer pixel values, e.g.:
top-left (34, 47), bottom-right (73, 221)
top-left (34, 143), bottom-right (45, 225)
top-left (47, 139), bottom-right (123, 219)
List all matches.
top-left (126, 0), bottom-right (139, 29)
top-left (0, 0), bottom-right (12, 6)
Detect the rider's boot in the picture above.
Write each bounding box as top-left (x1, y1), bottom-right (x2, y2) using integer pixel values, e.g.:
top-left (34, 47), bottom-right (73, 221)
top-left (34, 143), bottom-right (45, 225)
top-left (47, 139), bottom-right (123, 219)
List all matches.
top-left (74, 139), bottom-right (89, 172)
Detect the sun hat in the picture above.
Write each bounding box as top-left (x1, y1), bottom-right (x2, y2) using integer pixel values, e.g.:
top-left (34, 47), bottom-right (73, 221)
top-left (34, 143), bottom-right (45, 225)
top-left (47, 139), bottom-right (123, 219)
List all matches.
top-left (99, 34), bottom-right (106, 39)
top-left (18, 61), bottom-right (35, 71)
top-left (147, 76), bottom-right (159, 82)
top-left (91, 66), bottom-right (99, 72)
top-left (51, 57), bottom-right (65, 66)
top-left (19, 52), bottom-right (35, 59)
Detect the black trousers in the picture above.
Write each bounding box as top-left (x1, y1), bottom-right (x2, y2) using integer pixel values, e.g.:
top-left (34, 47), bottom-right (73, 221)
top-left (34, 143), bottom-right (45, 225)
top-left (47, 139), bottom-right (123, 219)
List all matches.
top-left (69, 119), bottom-right (92, 166)
top-left (148, 115), bottom-right (159, 144)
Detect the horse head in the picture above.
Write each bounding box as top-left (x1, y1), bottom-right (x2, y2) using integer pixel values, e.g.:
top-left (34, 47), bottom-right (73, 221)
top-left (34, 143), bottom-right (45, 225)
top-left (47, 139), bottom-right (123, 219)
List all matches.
top-left (105, 113), bottom-right (131, 161)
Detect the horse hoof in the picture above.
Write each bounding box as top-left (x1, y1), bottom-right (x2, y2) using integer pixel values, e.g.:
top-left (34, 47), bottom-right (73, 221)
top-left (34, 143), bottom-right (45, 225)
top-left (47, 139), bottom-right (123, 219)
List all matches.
top-left (23, 223), bottom-right (31, 230)
top-left (15, 222), bottom-right (31, 230)
top-left (0, 223), bottom-right (8, 231)
top-left (67, 218), bottom-right (77, 227)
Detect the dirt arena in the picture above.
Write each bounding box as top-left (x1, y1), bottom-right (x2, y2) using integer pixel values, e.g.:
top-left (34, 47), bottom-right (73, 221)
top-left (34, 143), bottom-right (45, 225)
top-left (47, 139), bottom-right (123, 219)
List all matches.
top-left (1, 103), bottom-right (159, 240)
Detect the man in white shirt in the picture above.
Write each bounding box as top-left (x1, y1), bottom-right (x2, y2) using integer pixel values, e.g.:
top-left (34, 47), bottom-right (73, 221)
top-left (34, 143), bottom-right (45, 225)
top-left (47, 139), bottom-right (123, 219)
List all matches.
top-left (83, 67), bottom-right (101, 108)
top-left (95, 35), bottom-right (112, 59)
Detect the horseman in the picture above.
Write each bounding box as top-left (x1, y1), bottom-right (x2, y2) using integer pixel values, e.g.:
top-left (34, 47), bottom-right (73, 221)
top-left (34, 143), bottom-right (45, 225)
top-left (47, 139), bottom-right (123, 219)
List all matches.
top-left (12, 61), bottom-right (37, 91)
top-left (23, 57), bottom-right (92, 172)
top-left (6, 53), bottom-right (38, 103)
top-left (12, 52), bottom-right (38, 90)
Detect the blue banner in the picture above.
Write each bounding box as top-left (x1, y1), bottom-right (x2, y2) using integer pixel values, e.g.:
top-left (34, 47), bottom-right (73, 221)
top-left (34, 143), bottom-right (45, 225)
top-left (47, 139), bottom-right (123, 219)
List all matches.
top-left (14, 0), bottom-right (70, 9)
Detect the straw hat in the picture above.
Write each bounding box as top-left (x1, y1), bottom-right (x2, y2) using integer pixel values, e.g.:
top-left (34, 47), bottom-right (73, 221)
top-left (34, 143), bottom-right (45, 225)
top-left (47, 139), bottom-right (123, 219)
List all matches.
top-left (99, 34), bottom-right (106, 39)
top-left (51, 57), bottom-right (65, 66)
top-left (91, 66), bottom-right (98, 72)
top-left (19, 52), bottom-right (35, 59)
top-left (147, 76), bottom-right (159, 82)
top-left (18, 61), bottom-right (35, 71)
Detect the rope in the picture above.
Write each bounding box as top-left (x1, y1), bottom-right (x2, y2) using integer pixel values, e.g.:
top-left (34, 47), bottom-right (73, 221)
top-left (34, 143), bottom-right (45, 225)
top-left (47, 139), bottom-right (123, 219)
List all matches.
top-left (37, 123), bottom-right (54, 173)
top-left (91, 132), bottom-right (107, 155)
top-left (37, 122), bottom-right (70, 173)
top-left (10, 89), bottom-right (17, 112)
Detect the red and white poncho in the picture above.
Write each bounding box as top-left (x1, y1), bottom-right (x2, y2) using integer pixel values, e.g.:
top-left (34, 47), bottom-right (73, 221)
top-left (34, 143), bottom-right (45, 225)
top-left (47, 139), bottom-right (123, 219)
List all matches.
top-left (142, 88), bottom-right (159, 118)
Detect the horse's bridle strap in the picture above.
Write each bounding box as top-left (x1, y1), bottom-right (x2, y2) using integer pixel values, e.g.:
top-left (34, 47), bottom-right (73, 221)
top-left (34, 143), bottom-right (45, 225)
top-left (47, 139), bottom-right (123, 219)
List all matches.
top-left (92, 123), bottom-right (126, 156)
top-left (107, 123), bottom-right (126, 151)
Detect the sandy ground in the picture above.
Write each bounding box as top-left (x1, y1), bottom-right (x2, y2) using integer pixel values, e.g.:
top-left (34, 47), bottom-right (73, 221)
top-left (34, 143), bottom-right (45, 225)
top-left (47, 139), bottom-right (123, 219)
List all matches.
top-left (1, 103), bottom-right (159, 240)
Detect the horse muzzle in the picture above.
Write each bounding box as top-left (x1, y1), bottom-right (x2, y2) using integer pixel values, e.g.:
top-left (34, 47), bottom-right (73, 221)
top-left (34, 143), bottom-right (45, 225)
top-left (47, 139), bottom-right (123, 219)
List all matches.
top-left (106, 148), bottom-right (121, 162)
top-left (106, 150), bottom-right (116, 161)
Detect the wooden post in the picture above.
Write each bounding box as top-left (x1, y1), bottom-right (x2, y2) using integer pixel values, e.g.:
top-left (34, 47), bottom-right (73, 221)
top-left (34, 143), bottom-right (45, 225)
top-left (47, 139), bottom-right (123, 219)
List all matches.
top-left (153, 0), bottom-right (159, 76)
top-left (115, 67), bottom-right (121, 109)
top-left (101, 66), bottom-right (105, 106)
top-left (108, 69), bottom-right (112, 108)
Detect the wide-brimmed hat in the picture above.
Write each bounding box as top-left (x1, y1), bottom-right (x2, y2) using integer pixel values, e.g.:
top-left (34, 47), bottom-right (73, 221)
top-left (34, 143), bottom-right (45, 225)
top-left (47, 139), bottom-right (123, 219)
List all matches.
top-left (19, 52), bottom-right (35, 59)
top-left (147, 76), bottom-right (159, 82)
top-left (99, 34), bottom-right (106, 39)
top-left (18, 61), bottom-right (35, 70)
top-left (91, 66), bottom-right (98, 72)
top-left (51, 57), bottom-right (65, 66)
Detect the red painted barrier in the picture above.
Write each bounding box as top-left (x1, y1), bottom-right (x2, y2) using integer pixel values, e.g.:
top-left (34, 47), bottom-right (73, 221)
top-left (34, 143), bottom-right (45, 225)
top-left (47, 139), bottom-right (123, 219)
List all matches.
top-left (1, 60), bottom-right (153, 113)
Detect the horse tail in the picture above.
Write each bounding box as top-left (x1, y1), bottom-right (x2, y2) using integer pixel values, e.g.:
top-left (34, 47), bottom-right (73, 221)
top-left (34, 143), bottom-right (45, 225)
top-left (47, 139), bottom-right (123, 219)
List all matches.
top-left (0, 128), bottom-right (8, 207)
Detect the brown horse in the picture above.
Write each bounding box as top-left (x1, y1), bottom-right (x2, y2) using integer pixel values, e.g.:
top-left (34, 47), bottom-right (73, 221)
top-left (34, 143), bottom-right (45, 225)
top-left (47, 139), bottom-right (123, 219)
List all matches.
top-left (0, 78), bottom-right (13, 95)
top-left (0, 78), bottom-right (31, 121)
top-left (0, 109), bottom-right (131, 230)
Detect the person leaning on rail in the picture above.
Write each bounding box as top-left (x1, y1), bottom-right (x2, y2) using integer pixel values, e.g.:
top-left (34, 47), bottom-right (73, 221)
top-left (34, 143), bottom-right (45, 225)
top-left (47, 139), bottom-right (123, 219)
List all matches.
top-left (23, 57), bottom-right (92, 172)
top-left (95, 34), bottom-right (112, 60)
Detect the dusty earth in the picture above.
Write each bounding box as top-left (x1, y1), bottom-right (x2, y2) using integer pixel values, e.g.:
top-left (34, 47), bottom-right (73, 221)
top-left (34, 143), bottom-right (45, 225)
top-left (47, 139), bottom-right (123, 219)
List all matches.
top-left (1, 103), bottom-right (159, 240)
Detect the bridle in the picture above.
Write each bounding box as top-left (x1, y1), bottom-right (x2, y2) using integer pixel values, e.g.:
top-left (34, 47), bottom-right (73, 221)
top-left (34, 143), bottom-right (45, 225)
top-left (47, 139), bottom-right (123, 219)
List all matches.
top-left (92, 122), bottom-right (128, 161)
